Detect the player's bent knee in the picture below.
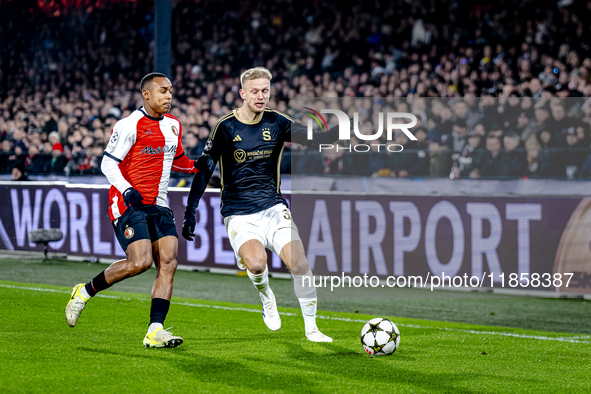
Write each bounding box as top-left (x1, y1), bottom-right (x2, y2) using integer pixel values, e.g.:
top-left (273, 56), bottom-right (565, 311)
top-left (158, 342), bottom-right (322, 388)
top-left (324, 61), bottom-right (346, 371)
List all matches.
top-left (240, 246), bottom-right (267, 274)
top-left (291, 258), bottom-right (310, 276)
top-left (245, 258), bottom-right (267, 274)
top-left (160, 258), bottom-right (178, 272)
top-left (130, 256), bottom-right (153, 275)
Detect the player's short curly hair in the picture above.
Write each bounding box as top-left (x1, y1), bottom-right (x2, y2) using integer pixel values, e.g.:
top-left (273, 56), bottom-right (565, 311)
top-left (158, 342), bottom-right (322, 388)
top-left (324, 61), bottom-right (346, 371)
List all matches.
top-left (140, 72), bottom-right (168, 91)
top-left (240, 67), bottom-right (272, 89)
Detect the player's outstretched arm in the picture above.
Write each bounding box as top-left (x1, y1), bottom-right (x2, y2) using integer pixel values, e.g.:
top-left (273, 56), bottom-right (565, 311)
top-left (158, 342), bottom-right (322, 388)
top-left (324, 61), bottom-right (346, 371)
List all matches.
top-left (172, 152), bottom-right (198, 173)
top-left (182, 154), bottom-right (216, 241)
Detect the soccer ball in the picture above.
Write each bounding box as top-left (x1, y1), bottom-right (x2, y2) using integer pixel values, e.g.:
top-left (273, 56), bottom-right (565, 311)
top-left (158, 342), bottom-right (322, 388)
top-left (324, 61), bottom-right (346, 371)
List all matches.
top-left (360, 317), bottom-right (400, 357)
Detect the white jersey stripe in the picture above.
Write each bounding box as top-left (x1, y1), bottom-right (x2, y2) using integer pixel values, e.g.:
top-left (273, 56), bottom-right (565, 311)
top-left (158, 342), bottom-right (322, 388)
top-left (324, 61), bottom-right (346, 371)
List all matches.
top-left (156, 116), bottom-right (182, 208)
top-left (111, 195), bottom-right (121, 219)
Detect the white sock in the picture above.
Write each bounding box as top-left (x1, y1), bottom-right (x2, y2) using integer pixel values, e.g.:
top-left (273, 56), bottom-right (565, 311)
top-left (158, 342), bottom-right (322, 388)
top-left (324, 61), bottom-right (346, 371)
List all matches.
top-left (148, 323), bottom-right (163, 333)
top-left (79, 285), bottom-right (91, 300)
top-left (293, 269), bottom-right (317, 331)
top-left (247, 265), bottom-right (273, 301)
top-left (298, 298), bottom-right (318, 331)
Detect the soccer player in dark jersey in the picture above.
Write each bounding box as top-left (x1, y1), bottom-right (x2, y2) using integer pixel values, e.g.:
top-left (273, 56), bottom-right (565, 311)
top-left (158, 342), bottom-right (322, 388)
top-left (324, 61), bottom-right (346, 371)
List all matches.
top-left (65, 73), bottom-right (197, 347)
top-left (182, 67), bottom-right (340, 342)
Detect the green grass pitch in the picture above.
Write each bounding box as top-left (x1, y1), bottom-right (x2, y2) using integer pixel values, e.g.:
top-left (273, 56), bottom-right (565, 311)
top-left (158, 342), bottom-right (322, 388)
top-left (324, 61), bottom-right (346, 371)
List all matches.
top-left (1, 258), bottom-right (591, 393)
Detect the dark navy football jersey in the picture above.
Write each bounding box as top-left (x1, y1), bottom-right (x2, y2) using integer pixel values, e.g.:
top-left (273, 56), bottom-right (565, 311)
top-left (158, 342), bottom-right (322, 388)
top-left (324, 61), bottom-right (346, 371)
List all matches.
top-left (186, 107), bottom-right (339, 218)
top-left (205, 108), bottom-right (297, 217)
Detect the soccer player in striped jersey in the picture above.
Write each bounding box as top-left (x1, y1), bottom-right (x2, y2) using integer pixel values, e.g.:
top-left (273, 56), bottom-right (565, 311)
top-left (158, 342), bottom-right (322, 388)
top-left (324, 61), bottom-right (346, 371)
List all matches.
top-left (182, 67), bottom-right (341, 342)
top-left (65, 73), bottom-right (197, 348)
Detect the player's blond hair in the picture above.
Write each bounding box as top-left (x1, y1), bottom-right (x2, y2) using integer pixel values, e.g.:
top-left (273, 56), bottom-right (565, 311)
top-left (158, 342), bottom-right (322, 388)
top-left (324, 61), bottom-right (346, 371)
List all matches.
top-left (240, 67), bottom-right (272, 89)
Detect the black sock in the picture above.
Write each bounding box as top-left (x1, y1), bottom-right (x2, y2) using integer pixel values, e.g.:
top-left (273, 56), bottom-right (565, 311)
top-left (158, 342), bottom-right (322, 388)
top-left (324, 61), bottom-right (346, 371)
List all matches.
top-left (85, 271), bottom-right (112, 297)
top-left (150, 298), bottom-right (171, 326)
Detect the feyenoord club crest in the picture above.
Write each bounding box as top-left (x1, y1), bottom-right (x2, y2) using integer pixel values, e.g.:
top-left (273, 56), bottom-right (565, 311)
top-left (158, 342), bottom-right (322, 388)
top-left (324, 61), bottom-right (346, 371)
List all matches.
top-left (124, 227), bottom-right (135, 239)
top-left (171, 126), bottom-right (179, 136)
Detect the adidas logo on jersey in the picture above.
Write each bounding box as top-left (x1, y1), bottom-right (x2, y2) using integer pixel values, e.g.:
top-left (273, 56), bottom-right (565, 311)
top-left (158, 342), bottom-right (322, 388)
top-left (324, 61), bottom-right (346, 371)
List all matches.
top-left (233, 135), bottom-right (242, 142)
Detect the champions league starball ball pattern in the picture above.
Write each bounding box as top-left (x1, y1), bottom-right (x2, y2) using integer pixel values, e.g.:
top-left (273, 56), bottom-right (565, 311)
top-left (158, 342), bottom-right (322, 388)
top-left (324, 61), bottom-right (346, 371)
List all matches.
top-left (360, 318), bottom-right (400, 357)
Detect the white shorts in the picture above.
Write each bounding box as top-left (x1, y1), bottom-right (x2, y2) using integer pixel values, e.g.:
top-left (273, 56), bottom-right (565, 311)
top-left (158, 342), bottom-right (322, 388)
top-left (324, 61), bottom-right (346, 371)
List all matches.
top-left (224, 203), bottom-right (301, 270)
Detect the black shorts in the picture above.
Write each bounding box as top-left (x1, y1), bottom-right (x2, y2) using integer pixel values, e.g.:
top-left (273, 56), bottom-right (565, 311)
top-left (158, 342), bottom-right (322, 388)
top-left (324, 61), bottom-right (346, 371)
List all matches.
top-left (113, 205), bottom-right (178, 253)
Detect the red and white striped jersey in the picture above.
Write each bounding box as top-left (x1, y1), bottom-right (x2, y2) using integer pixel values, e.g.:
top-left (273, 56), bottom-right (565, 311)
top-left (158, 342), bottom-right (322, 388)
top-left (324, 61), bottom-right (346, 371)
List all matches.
top-left (104, 107), bottom-right (197, 221)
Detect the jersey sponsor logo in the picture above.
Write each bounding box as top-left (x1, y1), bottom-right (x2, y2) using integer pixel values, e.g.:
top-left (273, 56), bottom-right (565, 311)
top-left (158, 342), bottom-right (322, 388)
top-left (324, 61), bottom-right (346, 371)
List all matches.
top-left (234, 149), bottom-right (246, 163)
top-left (233, 135), bottom-right (242, 142)
top-left (247, 149), bottom-right (272, 160)
top-left (172, 126), bottom-right (179, 136)
top-left (140, 145), bottom-right (178, 155)
top-left (124, 226), bottom-right (134, 239)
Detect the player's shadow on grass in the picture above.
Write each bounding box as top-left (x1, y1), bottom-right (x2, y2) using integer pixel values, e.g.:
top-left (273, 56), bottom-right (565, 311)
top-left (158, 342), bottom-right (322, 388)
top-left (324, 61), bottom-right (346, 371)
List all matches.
top-left (185, 332), bottom-right (283, 344)
top-left (77, 346), bottom-right (188, 359)
top-left (279, 340), bottom-right (493, 394)
top-left (169, 352), bottom-right (323, 392)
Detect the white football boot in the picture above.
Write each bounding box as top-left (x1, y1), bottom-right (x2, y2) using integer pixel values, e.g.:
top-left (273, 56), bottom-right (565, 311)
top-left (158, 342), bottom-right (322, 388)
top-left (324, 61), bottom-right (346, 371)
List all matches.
top-left (65, 283), bottom-right (89, 327)
top-left (261, 291), bottom-right (281, 331)
top-left (305, 326), bottom-right (333, 342)
top-left (143, 327), bottom-right (184, 348)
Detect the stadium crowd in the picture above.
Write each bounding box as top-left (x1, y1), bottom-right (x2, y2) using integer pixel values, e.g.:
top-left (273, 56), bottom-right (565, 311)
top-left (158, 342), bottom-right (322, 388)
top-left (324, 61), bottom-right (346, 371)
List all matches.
top-left (1, 0), bottom-right (591, 179)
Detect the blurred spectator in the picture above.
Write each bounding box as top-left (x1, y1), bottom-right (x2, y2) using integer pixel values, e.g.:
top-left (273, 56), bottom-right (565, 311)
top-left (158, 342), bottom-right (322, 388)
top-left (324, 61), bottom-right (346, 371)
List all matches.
top-left (428, 134), bottom-right (452, 177)
top-left (194, 127), bottom-right (211, 157)
top-left (12, 161), bottom-right (27, 181)
top-left (524, 137), bottom-right (543, 177)
top-left (0, 140), bottom-right (13, 173)
top-left (524, 136), bottom-right (563, 178)
top-left (578, 142), bottom-right (591, 178)
top-left (521, 105), bottom-right (553, 142)
top-left (48, 131), bottom-right (63, 153)
top-left (500, 132), bottom-right (527, 177)
top-left (76, 146), bottom-right (100, 174)
top-left (442, 119), bottom-right (468, 153)
top-left (537, 129), bottom-right (564, 176)
top-left (25, 144), bottom-right (47, 174)
top-left (551, 104), bottom-right (569, 142)
top-left (563, 128), bottom-right (586, 178)
top-left (457, 133), bottom-right (484, 178)
top-left (474, 136), bottom-right (506, 178)
top-left (408, 128), bottom-right (430, 176)
top-left (50, 145), bottom-right (68, 174)
top-left (538, 129), bottom-right (557, 150)
top-left (184, 132), bottom-right (200, 159)
top-left (322, 148), bottom-right (345, 175)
